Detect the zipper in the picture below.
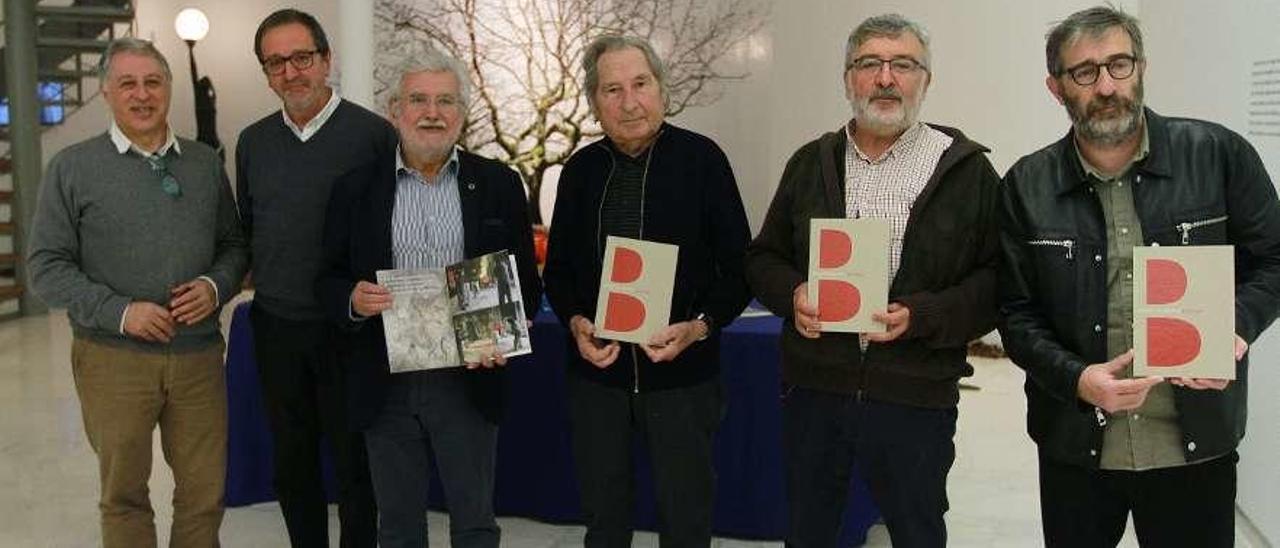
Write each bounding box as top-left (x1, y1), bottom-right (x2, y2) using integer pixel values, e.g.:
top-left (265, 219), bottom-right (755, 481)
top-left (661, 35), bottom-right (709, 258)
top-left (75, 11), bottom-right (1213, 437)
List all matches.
top-left (1176, 215), bottom-right (1228, 245)
top-left (1027, 239), bottom-right (1075, 260)
top-left (1094, 407), bottom-right (1107, 427)
top-left (631, 345), bottom-right (641, 394)
top-left (600, 134), bottom-right (662, 396)
top-left (594, 146), bottom-right (618, 265)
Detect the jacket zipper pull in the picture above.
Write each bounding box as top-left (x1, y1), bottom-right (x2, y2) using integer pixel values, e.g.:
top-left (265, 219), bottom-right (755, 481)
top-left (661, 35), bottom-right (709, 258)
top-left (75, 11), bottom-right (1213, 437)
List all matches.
top-left (1064, 240), bottom-right (1075, 260)
top-left (1094, 407), bottom-right (1107, 427)
top-left (1178, 223), bottom-right (1192, 245)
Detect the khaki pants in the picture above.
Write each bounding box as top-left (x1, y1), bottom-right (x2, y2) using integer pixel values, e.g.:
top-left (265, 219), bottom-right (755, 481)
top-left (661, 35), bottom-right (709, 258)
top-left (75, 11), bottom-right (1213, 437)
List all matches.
top-left (71, 338), bottom-right (227, 548)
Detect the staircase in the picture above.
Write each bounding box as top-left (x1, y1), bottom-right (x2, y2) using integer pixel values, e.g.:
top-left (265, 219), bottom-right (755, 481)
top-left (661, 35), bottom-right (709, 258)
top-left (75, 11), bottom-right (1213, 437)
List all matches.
top-left (1, 0), bottom-right (135, 320)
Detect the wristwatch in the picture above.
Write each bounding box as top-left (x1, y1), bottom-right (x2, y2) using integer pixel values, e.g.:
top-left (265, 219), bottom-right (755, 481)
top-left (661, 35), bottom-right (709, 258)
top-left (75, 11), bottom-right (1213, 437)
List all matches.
top-left (694, 312), bottom-right (714, 341)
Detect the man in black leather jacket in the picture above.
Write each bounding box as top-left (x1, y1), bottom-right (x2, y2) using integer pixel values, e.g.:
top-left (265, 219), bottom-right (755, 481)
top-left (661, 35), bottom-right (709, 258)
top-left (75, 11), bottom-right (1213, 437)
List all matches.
top-left (999, 6), bottom-right (1280, 547)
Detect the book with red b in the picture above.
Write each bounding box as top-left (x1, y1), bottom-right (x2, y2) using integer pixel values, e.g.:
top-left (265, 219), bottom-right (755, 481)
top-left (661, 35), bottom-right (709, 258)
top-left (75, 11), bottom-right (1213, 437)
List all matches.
top-left (594, 236), bottom-right (678, 344)
top-left (1133, 245), bottom-right (1235, 379)
top-left (806, 219), bottom-right (889, 333)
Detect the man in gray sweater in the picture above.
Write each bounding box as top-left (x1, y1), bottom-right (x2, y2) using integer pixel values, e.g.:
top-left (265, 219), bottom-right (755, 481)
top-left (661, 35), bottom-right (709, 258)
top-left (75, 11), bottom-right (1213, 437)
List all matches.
top-left (26, 38), bottom-right (247, 547)
top-left (235, 9), bottom-right (394, 547)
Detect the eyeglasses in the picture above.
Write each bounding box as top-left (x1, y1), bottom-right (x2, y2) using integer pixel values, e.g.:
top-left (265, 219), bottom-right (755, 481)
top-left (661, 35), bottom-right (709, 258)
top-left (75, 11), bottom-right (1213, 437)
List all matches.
top-left (1061, 54), bottom-right (1139, 86)
top-left (404, 93), bottom-right (461, 110)
top-left (261, 50), bottom-right (320, 75)
top-left (847, 56), bottom-right (927, 75)
top-left (145, 153), bottom-right (182, 198)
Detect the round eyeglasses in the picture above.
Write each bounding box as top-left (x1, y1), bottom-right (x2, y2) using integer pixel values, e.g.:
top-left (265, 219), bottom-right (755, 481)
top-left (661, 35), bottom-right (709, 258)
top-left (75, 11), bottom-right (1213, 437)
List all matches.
top-left (1061, 55), bottom-right (1138, 86)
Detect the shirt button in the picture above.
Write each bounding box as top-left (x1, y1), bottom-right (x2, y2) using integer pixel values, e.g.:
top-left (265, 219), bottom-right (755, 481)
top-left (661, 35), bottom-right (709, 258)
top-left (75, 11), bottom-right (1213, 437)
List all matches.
top-left (1151, 242), bottom-right (1161, 247)
top-left (1132, 414), bottom-right (1141, 421)
top-left (1094, 324), bottom-right (1103, 333)
top-left (1188, 441), bottom-right (1197, 452)
top-left (1090, 449), bottom-right (1098, 456)
top-left (1135, 174), bottom-right (1143, 184)
top-left (1120, 227), bottom-right (1129, 235)
top-left (1094, 254), bottom-right (1103, 263)
top-left (1117, 181), bottom-right (1125, 187)
top-left (1126, 273), bottom-right (1133, 280)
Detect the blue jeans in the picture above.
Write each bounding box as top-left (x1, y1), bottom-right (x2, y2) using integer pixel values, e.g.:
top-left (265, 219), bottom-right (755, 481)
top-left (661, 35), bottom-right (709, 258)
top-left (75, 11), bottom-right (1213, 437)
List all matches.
top-left (363, 370), bottom-right (499, 548)
top-left (784, 386), bottom-right (957, 548)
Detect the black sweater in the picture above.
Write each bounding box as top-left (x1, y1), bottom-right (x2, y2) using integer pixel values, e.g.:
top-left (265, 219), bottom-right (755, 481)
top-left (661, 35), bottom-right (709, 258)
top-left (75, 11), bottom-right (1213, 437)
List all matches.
top-left (544, 123), bottom-right (752, 391)
top-left (236, 99), bottom-right (398, 320)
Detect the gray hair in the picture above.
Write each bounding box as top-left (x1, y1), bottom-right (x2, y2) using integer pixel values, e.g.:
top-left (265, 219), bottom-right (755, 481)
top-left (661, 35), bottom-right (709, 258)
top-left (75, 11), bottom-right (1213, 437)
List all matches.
top-left (97, 37), bottom-right (172, 83)
top-left (1046, 5), bottom-right (1144, 77)
top-left (845, 14), bottom-right (932, 70)
top-left (582, 35), bottom-right (668, 114)
top-left (388, 49), bottom-right (473, 111)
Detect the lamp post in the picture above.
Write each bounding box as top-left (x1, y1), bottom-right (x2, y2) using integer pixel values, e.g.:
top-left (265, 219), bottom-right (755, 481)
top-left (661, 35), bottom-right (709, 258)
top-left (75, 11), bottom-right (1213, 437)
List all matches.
top-left (174, 8), bottom-right (223, 159)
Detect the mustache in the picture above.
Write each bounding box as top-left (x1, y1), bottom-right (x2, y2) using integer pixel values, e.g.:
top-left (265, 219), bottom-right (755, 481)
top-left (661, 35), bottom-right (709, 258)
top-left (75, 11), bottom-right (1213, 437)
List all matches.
top-left (1086, 94), bottom-right (1134, 116)
top-left (870, 88), bottom-right (902, 101)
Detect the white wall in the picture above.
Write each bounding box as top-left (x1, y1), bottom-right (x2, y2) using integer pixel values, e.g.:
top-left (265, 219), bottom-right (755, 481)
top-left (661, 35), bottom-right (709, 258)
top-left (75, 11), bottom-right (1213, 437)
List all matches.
top-left (669, 0), bottom-right (1138, 232)
top-left (39, 0), bottom-right (341, 183)
top-left (1140, 0), bottom-right (1280, 543)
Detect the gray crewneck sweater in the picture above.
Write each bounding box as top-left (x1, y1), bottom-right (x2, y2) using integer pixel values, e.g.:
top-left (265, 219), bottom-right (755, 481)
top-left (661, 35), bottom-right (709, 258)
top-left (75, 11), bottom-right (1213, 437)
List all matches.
top-left (27, 133), bottom-right (249, 352)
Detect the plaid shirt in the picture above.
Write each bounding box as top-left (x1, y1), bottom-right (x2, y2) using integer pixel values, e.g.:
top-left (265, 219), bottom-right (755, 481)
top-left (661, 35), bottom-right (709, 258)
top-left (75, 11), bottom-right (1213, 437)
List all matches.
top-left (844, 121), bottom-right (952, 282)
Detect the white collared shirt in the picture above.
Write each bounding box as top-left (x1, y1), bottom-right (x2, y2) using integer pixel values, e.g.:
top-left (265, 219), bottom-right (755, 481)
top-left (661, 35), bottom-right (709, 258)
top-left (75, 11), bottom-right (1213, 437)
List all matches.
top-left (109, 120), bottom-right (181, 158)
top-left (108, 120), bottom-right (222, 334)
top-left (282, 88), bottom-right (341, 142)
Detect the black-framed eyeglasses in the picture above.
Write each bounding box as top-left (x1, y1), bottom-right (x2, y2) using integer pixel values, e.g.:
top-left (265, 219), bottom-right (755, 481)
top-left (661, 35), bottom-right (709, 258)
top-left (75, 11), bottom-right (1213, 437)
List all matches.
top-left (261, 50), bottom-right (320, 75)
top-left (1061, 54), bottom-right (1139, 86)
top-left (145, 154), bottom-right (182, 198)
top-left (847, 56), bottom-right (927, 75)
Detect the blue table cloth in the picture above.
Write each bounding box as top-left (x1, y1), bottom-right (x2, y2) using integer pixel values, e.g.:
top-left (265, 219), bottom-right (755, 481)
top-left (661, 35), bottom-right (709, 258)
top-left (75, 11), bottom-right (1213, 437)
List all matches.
top-left (224, 300), bottom-right (879, 543)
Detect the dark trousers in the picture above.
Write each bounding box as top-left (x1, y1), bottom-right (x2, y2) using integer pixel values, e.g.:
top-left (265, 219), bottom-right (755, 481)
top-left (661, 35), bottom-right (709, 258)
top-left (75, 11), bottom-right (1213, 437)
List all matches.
top-left (363, 370), bottom-right (500, 548)
top-left (1038, 450), bottom-right (1237, 547)
top-left (568, 375), bottom-right (724, 548)
top-left (784, 387), bottom-right (956, 548)
top-left (250, 304), bottom-right (376, 548)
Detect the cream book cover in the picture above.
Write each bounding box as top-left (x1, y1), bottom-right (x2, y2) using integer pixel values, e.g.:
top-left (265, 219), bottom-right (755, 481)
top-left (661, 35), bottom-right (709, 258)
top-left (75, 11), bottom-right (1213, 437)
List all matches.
top-left (594, 236), bottom-right (678, 345)
top-left (807, 218), bottom-right (889, 333)
top-left (1133, 245), bottom-right (1235, 380)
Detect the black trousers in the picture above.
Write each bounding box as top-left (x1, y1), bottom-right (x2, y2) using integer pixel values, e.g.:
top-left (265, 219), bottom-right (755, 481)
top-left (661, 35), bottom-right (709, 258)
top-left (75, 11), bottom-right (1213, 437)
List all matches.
top-left (250, 304), bottom-right (376, 548)
top-left (568, 374), bottom-right (724, 548)
top-left (1038, 450), bottom-right (1237, 548)
top-left (784, 387), bottom-right (957, 548)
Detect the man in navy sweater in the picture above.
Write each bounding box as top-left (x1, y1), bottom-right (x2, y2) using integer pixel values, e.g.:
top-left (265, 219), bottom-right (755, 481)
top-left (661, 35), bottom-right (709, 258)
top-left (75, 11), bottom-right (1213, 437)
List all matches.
top-left (235, 9), bottom-right (395, 548)
top-left (543, 35), bottom-right (752, 546)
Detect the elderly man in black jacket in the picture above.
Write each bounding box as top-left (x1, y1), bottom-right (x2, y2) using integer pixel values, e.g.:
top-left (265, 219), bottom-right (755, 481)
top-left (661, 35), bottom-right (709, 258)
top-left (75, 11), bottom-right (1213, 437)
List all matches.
top-left (999, 6), bottom-right (1280, 548)
top-left (543, 35), bottom-right (751, 547)
top-left (745, 14), bottom-right (1001, 548)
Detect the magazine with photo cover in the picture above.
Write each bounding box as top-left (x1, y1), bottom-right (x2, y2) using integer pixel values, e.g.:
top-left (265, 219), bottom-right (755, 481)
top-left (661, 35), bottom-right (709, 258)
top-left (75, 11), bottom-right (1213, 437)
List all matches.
top-left (376, 250), bottom-right (531, 372)
top-left (446, 250), bottom-right (532, 364)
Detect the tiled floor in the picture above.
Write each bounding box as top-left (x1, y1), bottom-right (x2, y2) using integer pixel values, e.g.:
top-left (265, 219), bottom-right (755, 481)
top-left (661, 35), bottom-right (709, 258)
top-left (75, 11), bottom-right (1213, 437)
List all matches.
top-left (0, 301), bottom-right (1255, 546)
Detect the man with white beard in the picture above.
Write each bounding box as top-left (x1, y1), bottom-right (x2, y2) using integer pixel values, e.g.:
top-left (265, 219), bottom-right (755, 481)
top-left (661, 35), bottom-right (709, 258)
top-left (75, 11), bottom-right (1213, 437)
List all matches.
top-left (745, 13), bottom-right (1002, 548)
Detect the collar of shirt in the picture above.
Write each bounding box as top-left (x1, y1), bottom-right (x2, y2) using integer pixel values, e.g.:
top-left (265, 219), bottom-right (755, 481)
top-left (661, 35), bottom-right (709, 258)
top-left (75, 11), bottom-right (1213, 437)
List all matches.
top-left (1076, 114), bottom-right (1151, 182)
top-left (845, 119), bottom-right (926, 164)
top-left (395, 145), bottom-right (461, 184)
top-left (109, 120), bottom-right (181, 157)
top-left (282, 89), bottom-right (341, 142)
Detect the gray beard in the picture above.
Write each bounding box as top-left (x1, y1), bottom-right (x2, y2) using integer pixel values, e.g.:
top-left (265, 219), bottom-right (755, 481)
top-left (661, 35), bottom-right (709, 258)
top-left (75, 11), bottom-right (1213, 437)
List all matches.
top-left (850, 99), bottom-right (918, 137)
top-left (1074, 107), bottom-right (1142, 146)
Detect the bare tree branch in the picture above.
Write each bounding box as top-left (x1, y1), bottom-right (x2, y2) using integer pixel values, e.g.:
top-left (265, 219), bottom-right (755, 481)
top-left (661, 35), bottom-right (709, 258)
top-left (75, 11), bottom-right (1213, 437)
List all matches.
top-left (376, 0), bottom-right (766, 223)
